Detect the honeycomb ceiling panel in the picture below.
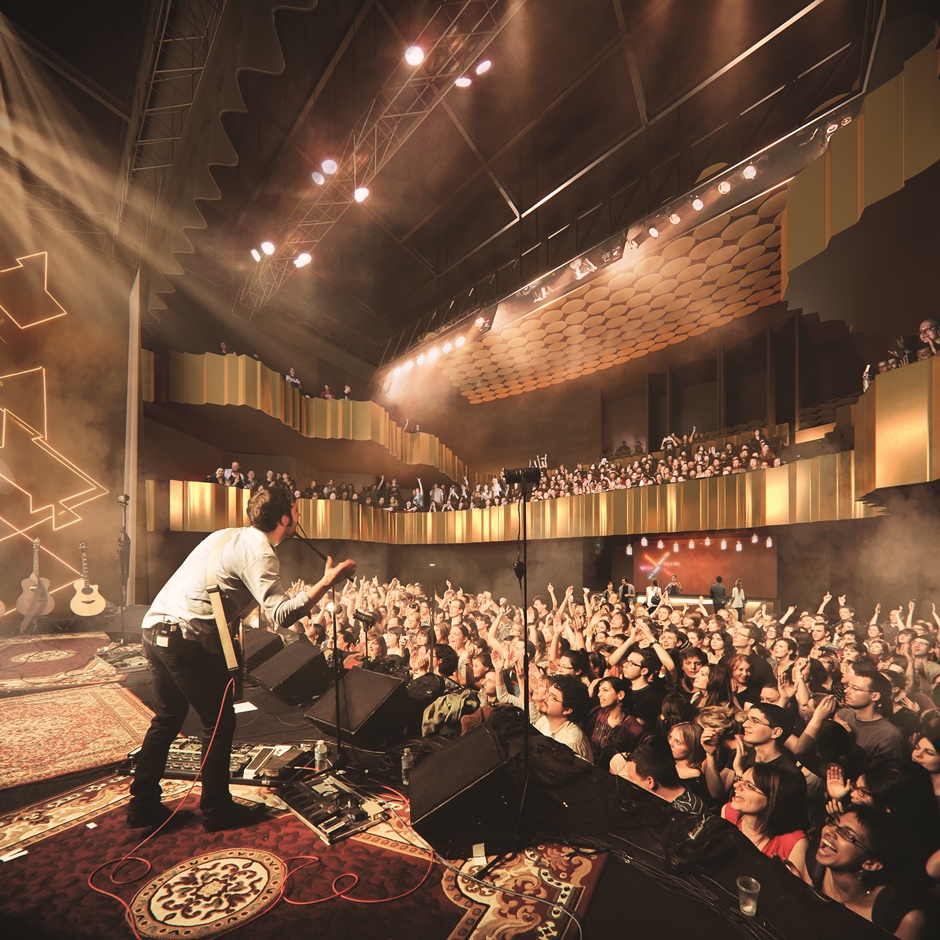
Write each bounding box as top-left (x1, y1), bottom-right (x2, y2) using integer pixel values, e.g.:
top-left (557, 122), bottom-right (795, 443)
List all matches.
top-left (429, 189), bottom-right (784, 400)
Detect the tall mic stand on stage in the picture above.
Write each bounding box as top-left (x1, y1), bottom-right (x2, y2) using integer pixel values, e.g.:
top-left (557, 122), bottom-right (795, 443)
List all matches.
top-left (294, 523), bottom-right (346, 771)
top-left (502, 466), bottom-right (542, 855)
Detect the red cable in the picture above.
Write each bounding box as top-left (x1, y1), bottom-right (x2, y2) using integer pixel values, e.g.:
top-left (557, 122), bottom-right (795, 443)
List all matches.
top-left (86, 677), bottom-right (239, 940)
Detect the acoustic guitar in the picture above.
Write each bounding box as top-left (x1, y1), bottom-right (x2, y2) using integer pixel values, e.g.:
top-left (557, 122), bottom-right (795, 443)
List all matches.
top-left (70, 542), bottom-right (106, 616)
top-left (16, 537), bottom-right (55, 632)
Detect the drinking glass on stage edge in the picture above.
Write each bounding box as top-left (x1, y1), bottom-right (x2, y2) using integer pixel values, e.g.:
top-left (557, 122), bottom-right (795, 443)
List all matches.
top-left (736, 875), bottom-right (760, 916)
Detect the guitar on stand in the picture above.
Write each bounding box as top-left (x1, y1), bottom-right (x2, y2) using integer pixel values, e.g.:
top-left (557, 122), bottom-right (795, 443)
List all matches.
top-left (70, 542), bottom-right (107, 616)
top-left (16, 537), bottom-right (55, 633)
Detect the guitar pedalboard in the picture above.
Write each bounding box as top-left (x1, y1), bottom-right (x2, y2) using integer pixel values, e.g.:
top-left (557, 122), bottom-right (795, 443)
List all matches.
top-left (126, 736), bottom-right (313, 786)
top-left (277, 773), bottom-right (390, 845)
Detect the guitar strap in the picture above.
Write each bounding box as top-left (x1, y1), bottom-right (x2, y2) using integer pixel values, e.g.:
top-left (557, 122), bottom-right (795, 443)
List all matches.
top-left (205, 529), bottom-right (239, 673)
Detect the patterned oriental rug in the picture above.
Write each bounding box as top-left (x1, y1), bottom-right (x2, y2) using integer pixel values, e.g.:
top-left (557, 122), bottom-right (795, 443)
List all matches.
top-left (0, 685), bottom-right (154, 791)
top-left (0, 777), bottom-right (605, 940)
top-left (0, 633), bottom-right (120, 696)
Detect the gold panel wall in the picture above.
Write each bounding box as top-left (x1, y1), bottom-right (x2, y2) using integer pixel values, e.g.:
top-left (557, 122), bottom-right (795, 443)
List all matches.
top-left (156, 454), bottom-right (879, 540)
top-left (854, 356), bottom-right (940, 498)
top-left (143, 349), bottom-right (479, 482)
top-left (784, 41), bottom-right (940, 275)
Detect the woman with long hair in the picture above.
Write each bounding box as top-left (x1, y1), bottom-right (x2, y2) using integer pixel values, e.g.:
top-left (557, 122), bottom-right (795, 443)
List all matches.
top-left (690, 662), bottom-right (737, 710)
top-left (722, 763), bottom-right (809, 874)
top-left (668, 722), bottom-right (709, 804)
top-left (730, 578), bottom-right (746, 621)
top-left (727, 653), bottom-right (756, 706)
top-left (706, 630), bottom-right (733, 665)
top-left (582, 676), bottom-right (637, 769)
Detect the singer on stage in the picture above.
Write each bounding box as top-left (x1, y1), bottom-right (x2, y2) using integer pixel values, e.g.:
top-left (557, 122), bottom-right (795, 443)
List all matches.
top-left (128, 485), bottom-right (356, 832)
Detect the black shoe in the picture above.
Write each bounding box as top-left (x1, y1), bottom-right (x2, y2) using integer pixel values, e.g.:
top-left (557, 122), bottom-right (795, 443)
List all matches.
top-left (202, 801), bottom-right (268, 833)
top-left (126, 804), bottom-right (194, 832)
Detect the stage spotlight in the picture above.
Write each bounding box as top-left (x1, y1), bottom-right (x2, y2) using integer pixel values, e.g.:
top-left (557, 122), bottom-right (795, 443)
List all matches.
top-left (311, 171), bottom-right (325, 185)
top-left (455, 336), bottom-right (466, 347)
top-left (442, 342), bottom-right (453, 354)
top-left (475, 316), bottom-right (486, 327)
top-left (648, 226), bottom-right (660, 238)
top-left (692, 198), bottom-right (704, 211)
top-left (720, 539), bottom-right (727, 550)
top-left (841, 116), bottom-right (852, 126)
top-left (626, 543), bottom-right (633, 556)
top-left (673, 542), bottom-right (679, 553)
top-left (405, 45), bottom-right (425, 66)
top-left (455, 76), bottom-right (472, 87)
top-left (322, 158), bottom-right (338, 175)
top-left (427, 347), bottom-right (440, 362)
top-left (827, 123), bottom-right (839, 135)
top-left (766, 536), bottom-right (773, 548)
top-left (669, 213), bottom-right (681, 225)
top-left (393, 366), bottom-right (402, 376)
top-left (403, 360), bottom-right (414, 372)
top-left (689, 540), bottom-right (695, 549)
top-left (657, 539), bottom-right (664, 549)
top-left (294, 252), bottom-right (312, 267)
top-left (743, 165), bottom-right (757, 180)
top-left (417, 353), bottom-right (427, 365)
top-left (751, 533), bottom-right (759, 544)
top-left (704, 536), bottom-right (711, 547)
top-left (475, 59), bottom-right (492, 75)
top-left (250, 248), bottom-right (261, 262)
top-left (354, 186), bottom-right (369, 202)
top-left (261, 241), bottom-right (275, 255)
top-left (717, 181), bottom-right (731, 194)
top-left (640, 536), bottom-right (648, 547)
top-left (626, 238), bottom-right (638, 250)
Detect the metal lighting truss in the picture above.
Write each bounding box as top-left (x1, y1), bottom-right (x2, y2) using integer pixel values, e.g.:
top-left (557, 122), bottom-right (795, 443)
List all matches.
top-left (234, 0), bottom-right (523, 319)
top-left (113, 0), bottom-right (227, 268)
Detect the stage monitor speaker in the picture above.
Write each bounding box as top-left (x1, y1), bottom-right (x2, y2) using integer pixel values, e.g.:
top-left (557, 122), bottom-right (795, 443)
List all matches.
top-left (242, 629), bottom-right (284, 672)
top-left (409, 725), bottom-right (521, 859)
top-left (305, 668), bottom-right (409, 749)
top-left (251, 641), bottom-right (330, 705)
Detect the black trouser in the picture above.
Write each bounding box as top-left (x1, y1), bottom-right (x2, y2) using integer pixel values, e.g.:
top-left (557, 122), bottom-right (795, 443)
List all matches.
top-left (129, 625), bottom-right (236, 819)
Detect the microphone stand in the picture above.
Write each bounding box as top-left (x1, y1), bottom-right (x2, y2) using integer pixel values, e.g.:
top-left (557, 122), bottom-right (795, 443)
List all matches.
top-left (294, 523), bottom-right (345, 771)
top-left (502, 466), bottom-right (541, 858)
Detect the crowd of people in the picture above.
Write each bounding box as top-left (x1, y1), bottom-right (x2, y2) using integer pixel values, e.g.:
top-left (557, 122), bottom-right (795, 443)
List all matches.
top-left (200, 428), bottom-right (782, 513)
top-left (864, 317), bottom-right (940, 391)
top-left (271, 568), bottom-right (940, 937)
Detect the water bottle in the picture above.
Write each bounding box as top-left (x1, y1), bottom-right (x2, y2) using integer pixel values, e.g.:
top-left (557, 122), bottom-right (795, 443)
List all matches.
top-left (401, 747), bottom-right (414, 786)
top-left (314, 740), bottom-right (328, 772)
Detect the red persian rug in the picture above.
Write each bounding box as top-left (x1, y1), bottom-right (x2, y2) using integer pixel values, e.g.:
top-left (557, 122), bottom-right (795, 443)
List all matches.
top-left (0, 778), bottom-right (605, 940)
top-left (0, 633), bottom-right (120, 695)
top-left (0, 685), bottom-right (154, 790)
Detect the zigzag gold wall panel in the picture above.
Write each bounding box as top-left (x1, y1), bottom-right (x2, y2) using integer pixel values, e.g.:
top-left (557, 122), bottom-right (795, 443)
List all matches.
top-left (785, 41), bottom-right (940, 275)
top-left (142, 349), bottom-right (479, 482)
top-left (156, 453), bottom-right (879, 542)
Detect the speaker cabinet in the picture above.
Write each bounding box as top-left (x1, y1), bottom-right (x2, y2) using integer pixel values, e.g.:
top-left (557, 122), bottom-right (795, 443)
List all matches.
top-left (305, 667), bottom-right (409, 748)
top-left (251, 641), bottom-right (330, 705)
top-left (409, 725), bottom-right (521, 859)
top-left (241, 629), bottom-right (284, 672)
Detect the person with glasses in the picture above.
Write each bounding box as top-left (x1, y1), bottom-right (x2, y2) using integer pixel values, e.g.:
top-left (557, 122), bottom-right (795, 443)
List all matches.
top-left (737, 703), bottom-right (806, 784)
top-left (806, 805), bottom-right (929, 939)
top-left (720, 764), bottom-right (809, 875)
top-left (836, 661), bottom-right (905, 764)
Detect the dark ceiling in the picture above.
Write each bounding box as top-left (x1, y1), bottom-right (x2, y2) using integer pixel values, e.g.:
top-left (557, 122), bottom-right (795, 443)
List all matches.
top-left (0, 0), bottom-right (909, 368)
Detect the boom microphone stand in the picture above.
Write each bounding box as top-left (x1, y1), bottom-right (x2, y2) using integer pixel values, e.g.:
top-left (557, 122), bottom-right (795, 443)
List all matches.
top-left (294, 522), bottom-right (346, 770)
